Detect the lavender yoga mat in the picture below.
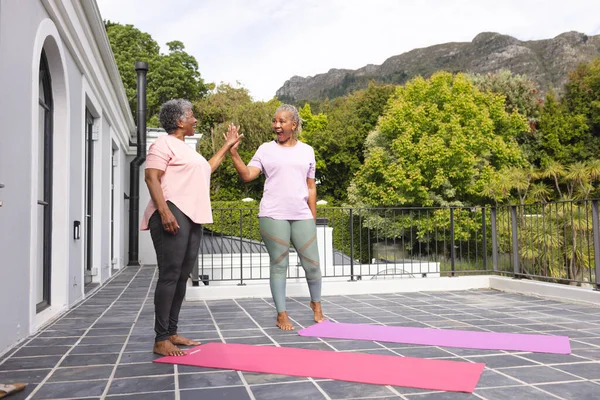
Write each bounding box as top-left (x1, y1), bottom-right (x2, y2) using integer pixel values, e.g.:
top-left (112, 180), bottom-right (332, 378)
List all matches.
top-left (298, 321), bottom-right (571, 354)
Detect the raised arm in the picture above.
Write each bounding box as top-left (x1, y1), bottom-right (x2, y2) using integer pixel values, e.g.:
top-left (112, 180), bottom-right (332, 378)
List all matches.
top-left (207, 124), bottom-right (243, 172)
top-left (307, 177), bottom-right (317, 221)
top-left (230, 149), bottom-right (261, 182)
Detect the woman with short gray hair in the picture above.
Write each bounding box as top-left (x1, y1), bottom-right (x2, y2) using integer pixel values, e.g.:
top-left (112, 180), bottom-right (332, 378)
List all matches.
top-left (141, 98), bottom-right (243, 356)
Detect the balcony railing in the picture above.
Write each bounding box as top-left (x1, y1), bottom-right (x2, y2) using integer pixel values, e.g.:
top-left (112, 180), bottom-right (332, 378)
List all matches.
top-left (192, 200), bottom-right (600, 289)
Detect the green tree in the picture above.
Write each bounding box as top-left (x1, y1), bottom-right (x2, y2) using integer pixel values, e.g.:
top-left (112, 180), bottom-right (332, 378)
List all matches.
top-left (105, 22), bottom-right (209, 125)
top-left (469, 69), bottom-right (542, 123)
top-left (535, 92), bottom-right (590, 166)
top-left (301, 82), bottom-right (396, 203)
top-left (469, 70), bottom-right (543, 165)
top-left (563, 58), bottom-right (600, 145)
top-left (348, 72), bottom-right (529, 208)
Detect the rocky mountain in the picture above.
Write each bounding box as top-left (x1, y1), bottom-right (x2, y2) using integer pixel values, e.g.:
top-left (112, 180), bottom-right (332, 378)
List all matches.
top-left (276, 31), bottom-right (600, 102)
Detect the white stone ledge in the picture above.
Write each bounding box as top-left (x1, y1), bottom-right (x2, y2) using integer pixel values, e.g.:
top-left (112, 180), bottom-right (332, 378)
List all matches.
top-left (185, 275), bottom-right (490, 301)
top-left (489, 276), bottom-right (600, 307)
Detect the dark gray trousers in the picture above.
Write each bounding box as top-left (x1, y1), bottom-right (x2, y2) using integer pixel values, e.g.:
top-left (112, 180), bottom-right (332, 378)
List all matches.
top-left (149, 201), bottom-right (202, 342)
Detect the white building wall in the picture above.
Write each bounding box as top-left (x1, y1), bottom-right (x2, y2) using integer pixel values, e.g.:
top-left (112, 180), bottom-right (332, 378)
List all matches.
top-left (0, 0), bottom-right (135, 355)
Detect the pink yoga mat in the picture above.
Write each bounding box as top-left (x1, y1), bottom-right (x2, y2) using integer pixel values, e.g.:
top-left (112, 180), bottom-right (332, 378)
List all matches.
top-left (298, 321), bottom-right (571, 354)
top-left (155, 342), bottom-right (485, 393)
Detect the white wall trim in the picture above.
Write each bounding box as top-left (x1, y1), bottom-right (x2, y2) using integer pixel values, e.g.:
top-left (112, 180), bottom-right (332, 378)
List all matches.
top-left (110, 134), bottom-right (123, 271)
top-left (82, 78), bottom-right (105, 284)
top-left (30, 18), bottom-right (71, 331)
top-left (41, 0), bottom-right (135, 151)
top-left (489, 277), bottom-right (600, 307)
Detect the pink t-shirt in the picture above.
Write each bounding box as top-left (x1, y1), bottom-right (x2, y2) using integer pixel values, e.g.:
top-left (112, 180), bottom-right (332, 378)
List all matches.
top-left (249, 140), bottom-right (316, 220)
top-left (140, 134), bottom-right (213, 230)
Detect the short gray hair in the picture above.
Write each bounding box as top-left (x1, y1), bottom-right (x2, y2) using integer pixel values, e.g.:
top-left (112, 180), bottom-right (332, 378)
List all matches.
top-left (276, 104), bottom-right (302, 135)
top-left (159, 99), bottom-right (193, 134)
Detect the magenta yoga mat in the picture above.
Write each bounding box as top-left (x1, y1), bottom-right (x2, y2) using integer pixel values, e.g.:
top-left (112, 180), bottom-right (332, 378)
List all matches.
top-left (298, 321), bottom-right (571, 354)
top-left (155, 342), bottom-right (485, 392)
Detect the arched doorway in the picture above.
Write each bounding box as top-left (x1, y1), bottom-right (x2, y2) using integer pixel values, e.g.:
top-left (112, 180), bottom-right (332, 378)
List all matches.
top-left (37, 49), bottom-right (53, 312)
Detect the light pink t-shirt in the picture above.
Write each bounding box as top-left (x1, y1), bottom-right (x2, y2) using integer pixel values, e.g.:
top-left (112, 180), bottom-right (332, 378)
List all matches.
top-left (140, 134), bottom-right (213, 230)
top-left (249, 140), bottom-right (316, 220)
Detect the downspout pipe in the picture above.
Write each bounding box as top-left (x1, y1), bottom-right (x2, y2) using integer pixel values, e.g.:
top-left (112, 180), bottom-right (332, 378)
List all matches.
top-left (127, 61), bottom-right (148, 266)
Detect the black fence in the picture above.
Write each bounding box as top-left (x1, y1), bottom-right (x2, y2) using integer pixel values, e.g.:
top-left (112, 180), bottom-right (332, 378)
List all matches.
top-left (192, 200), bottom-right (600, 289)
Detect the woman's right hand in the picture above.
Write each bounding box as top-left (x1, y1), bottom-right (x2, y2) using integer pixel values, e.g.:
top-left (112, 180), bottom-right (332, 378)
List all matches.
top-left (223, 124), bottom-right (243, 151)
top-left (160, 209), bottom-right (180, 235)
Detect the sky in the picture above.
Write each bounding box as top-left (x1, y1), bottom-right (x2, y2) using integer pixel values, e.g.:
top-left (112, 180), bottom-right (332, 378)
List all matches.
top-left (96, 0), bottom-right (600, 102)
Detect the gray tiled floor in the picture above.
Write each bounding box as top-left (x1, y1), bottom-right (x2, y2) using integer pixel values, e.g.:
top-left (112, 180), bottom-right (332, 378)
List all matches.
top-left (2, 266), bottom-right (600, 399)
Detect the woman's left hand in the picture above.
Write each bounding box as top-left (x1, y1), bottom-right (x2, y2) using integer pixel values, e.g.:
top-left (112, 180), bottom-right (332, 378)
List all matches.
top-left (223, 123), bottom-right (243, 149)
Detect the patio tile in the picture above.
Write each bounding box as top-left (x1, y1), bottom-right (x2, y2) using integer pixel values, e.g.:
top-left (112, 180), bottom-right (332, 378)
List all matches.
top-left (475, 369), bottom-right (521, 388)
top-left (60, 353), bottom-right (120, 367)
top-left (107, 375), bottom-right (175, 395)
top-left (572, 348), bottom-right (600, 360)
top-left (178, 365), bottom-right (229, 374)
top-left (70, 344), bottom-right (122, 355)
top-left (25, 337), bottom-right (80, 346)
top-left (404, 392), bottom-right (478, 399)
top-left (250, 381), bottom-right (327, 400)
top-left (324, 340), bottom-right (382, 351)
top-left (225, 337), bottom-right (274, 346)
top-left (396, 347), bottom-right (456, 359)
top-left (553, 362), bottom-right (600, 379)
top-left (242, 371), bottom-right (307, 385)
top-left (11, 346), bottom-right (70, 357)
top-left (517, 352), bottom-right (590, 365)
top-left (280, 342), bottom-right (333, 351)
top-left (0, 368), bottom-right (51, 384)
top-left (499, 365), bottom-right (584, 384)
top-left (32, 379), bottom-right (107, 399)
top-left (37, 329), bottom-right (87, 338)
top-left (465, 355), bottom-right (537, 369)
top-left (317, 380), bottom-right (396, 398)
top-left (180, 387), bottom-right (251, 400)
top-left (79, 335), bottom-right (128, 345)
top-left (106, 391), bottom-right (176, 399)
top-left (477, 385), bottom-right (558, 399)
top-left (119, 351), bottom-right (163, 364)
top-left (535, 381), bottom-right (600, 400)
top-left (113, 362), bottom-right (174, 378)
top-left (48, 365), bottom-right (114, 382)
top-left (178, 370), bottom-right (242, 389)
top-left (0, 356), bottom-right (63, 371)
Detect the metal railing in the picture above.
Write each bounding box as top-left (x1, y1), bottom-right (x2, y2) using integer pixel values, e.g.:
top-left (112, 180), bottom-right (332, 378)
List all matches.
top-left (191, 200), bottom-right (600, 289)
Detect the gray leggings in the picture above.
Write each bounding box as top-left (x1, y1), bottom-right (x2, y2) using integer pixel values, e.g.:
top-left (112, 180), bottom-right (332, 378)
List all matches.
top-left (259, 217), bottom-right (322, 313)
top-left (149, 201), bottom-right (202, 342)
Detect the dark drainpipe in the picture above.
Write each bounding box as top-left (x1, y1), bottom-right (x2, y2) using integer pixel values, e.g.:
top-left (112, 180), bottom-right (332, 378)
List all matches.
top-left (127, 61), bottom-right (148, 266)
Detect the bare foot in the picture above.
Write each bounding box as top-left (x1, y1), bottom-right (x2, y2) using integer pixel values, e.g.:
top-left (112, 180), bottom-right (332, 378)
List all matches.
top-left (154, 340), bottom-right (186, 356)
top-left (310, 301), bottom-right (325, 323)
top-left (169, 334), bottom-right (200, 346)
top-left (276, 311), bottom-right (294, 331)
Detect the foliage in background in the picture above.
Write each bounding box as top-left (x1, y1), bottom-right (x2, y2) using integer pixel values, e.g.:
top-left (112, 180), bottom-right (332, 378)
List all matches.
top-left (533, 92), bottom-right (590, 166)
top-left (348, 72), bottom-right (529, 209)
top-left (208, 201), bottom-right (262, 242)
top-left (493, 202), bottom-right (596, 286)
top-left (105, 22), bottom-right (209, 126)
top-left (563, 58), bottom-right (600, 149)
top-left (468, 70), bottom-right (544, 166)
top-left (300, 82), bottom-right (396, 203)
